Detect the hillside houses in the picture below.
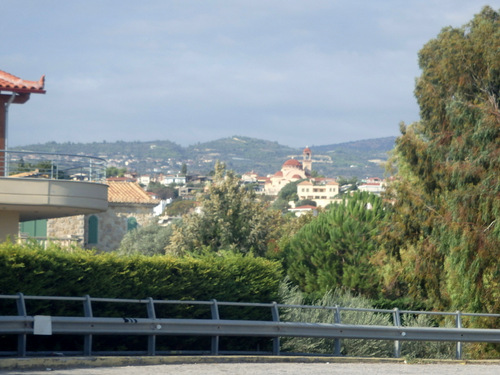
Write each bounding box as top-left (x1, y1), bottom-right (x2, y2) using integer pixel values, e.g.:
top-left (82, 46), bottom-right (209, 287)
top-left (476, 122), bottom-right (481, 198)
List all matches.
top-left (358, 177), bottom-right (386, 195)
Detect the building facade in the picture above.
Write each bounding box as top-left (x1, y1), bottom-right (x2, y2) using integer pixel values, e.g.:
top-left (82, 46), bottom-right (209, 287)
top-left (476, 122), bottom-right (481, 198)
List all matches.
top-left (264, 147), bottom-right (312, 196)
top-left (297, 180), bottom-right (340, 208)
top-left (48, 181), bottom-right (158, 251)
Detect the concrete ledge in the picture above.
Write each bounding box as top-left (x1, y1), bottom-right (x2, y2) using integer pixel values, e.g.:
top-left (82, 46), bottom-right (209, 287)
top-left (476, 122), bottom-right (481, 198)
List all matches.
top-left (2, 355), bottom-right (500, 371)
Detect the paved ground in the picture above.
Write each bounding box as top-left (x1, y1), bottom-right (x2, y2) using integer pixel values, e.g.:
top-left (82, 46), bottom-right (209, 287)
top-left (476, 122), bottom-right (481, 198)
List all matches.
top-left (3, 362), bottom-right (500, 375)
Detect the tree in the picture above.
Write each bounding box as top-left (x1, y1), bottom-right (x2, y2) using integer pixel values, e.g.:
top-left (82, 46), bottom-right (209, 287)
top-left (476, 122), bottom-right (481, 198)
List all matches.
top-left (284, 192), bottom-right (390, 298)
top-left (106, 166), bottom-right (127, 177)
top-left (166, 161), bottom-right (279, 256)
top-left (166, 200), bottom-right (198, 216)
top-left (379, 7), bottom-right (500, 313)
top-left (271, 180), bottom-right (305, 211)
top-left (147, 181), bottom-right (178, 200)
top-left (117, 223), bottom-right (175, 256)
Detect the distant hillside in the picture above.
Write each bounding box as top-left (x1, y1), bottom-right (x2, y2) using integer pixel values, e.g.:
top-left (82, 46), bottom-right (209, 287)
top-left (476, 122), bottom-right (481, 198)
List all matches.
top-left (14, 136), bottom-right (396, 178)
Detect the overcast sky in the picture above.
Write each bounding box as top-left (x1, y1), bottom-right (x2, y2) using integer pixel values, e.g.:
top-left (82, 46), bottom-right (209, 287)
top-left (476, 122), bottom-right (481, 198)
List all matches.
top-left (2, 1), bottom-right (496, 148)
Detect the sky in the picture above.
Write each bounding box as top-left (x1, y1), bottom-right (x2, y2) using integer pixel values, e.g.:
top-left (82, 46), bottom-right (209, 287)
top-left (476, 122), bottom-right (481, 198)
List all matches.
top-left (2, 1), bottom-right (497, 148)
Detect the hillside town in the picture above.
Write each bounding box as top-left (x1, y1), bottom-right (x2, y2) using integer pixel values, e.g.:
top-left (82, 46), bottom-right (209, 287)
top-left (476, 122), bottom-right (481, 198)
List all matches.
top-left (49, 145), bottom-right (382, 251)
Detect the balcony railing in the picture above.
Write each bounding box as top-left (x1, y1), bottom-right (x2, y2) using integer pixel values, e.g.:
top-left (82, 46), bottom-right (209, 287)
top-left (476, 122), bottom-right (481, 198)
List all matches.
top-left (0, 150), bottom-right (107, 183)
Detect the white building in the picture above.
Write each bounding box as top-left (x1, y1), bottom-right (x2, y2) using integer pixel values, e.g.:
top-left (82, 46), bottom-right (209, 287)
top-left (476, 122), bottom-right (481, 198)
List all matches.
top-left (297, 180), bottom-right (341, 208)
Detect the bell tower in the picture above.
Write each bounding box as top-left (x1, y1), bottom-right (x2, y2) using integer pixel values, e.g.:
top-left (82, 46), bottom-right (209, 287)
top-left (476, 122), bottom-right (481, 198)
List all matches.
top-left (302, 146), bottom-right (312, 172)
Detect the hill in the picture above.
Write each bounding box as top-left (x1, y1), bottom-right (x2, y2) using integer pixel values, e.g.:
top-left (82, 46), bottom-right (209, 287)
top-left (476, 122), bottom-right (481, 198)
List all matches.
top-left (14, 136), bottom-right (396, 178)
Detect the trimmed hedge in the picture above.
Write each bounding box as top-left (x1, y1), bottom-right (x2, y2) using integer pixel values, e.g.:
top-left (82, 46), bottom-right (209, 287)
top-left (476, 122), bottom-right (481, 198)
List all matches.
top-left (0, 243), bottom-right (283, 353)
top-left (0, 242), bottom-right (282, 316)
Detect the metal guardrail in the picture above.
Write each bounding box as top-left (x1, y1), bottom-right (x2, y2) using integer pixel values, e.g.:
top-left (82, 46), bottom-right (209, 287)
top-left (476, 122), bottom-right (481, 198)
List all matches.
top-left (0, 293), bottom-right (499, 359)
top-left (0, 150), bottom-right (106, 182)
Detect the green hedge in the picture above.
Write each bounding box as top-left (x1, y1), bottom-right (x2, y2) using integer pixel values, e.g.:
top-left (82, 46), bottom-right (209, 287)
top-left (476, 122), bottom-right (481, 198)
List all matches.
top-left (0, 243), bottom-right (283, 353)
top-left (0, 243), bottom-right (282, 316)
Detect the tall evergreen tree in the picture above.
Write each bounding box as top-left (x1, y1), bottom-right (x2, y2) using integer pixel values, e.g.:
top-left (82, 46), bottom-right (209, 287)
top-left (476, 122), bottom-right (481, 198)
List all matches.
top-left (380, 7), bottom-right (499, 313)
top-left (285, 192), bottom-right (390, 298)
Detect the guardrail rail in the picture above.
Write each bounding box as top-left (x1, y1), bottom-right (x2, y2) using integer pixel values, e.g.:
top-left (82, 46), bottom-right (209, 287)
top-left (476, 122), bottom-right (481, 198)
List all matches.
top-left (0, 293), bottom-right (499, 358)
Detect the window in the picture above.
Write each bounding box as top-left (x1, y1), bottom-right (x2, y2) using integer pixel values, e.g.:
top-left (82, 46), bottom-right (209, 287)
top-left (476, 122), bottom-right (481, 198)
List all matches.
top-left (127, 217), bottom-right (138, 231)
top-left (20, 219), bottom-right (47, 238)
top-left (88, 215), bottom-right (98, 244)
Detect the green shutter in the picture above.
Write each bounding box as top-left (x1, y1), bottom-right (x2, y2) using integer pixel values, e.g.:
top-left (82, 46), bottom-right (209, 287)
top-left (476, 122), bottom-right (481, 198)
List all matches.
top-left (88, 216), bottom-right (98, 244)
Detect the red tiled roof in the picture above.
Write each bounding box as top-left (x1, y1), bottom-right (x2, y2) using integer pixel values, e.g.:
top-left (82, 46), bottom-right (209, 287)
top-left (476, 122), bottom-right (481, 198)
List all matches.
top-left (303, 147), bottom-right (311, 153)
top-left (0, 70), bottom-right (45, 94)
top-left (283, 159), bottom-right (302, 167)
top-left (291, 174), bottom-right (302, 179)
top-left (107, 181), bottom-right (159, 205)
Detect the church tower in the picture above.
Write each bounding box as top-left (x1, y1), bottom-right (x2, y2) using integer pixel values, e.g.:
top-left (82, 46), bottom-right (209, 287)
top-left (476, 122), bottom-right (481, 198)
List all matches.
top-left (302, 146), bottom-right (312, 172)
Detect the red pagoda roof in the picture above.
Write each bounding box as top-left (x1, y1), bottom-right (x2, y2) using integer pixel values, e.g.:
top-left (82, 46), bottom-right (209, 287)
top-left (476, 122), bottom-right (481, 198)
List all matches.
top-left (0, 70), bottom-right (45, 94)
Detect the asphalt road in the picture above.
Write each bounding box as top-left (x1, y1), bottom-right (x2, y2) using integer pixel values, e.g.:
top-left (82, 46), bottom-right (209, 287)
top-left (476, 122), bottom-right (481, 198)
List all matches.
top-left (4, 362), bottom-right (500, 375)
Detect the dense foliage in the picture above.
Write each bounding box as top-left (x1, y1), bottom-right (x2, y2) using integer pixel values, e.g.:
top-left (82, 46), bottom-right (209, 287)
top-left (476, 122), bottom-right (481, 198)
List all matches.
top-left (166, 162), bottom-right (281, 256)
top-left (284, 192), bottom-right (390, 298)
top-left (279, 282), bottom-right (455, 359)
top-left (116, 223), bottom-right (175, 256)
top-left (0, 242), bottom-right (282, 306)
top-left (146, 181), bottom-right (178, 200)
top-left (279, 282), bottom-right (393, 357)
top-left (379, 7), bottom-right (500, 313)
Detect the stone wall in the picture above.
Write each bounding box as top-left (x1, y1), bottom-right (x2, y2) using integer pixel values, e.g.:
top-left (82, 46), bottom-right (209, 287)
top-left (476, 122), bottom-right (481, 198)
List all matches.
top-left (48, 204), bottom-right (156, 252)
top-left (93, 205), bottom-right (155, 252)
top-left (47, 215), bottom-right (85, 246)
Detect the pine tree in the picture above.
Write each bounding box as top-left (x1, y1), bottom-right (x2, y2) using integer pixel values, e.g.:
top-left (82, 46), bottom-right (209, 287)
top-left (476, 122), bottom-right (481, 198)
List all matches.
top-left (284, 192), bottom-right (390, 297)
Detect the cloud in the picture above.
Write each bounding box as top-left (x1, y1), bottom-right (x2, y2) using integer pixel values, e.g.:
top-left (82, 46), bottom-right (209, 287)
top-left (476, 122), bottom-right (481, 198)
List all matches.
top-left (2, 0), bottom-right (496, 148)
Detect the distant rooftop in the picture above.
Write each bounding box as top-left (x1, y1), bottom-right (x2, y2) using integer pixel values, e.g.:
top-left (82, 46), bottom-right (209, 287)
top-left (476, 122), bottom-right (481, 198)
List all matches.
top-left (0, 70), bottom-right (45, 94)
top-left (107, 181), bottom-right (158, 205)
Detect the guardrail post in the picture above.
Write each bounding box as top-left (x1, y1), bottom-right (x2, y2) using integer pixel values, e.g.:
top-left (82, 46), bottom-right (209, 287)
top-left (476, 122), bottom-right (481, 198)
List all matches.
top-left (271, 302), bottom-right (280, 355)
top-left (334, 305), bottom-right (341, 356)
top-left (147, 297), bottom-right (157, 356)
top-left (210, 299), bottom-right (220, 355)
top-left (83, 295), bottom-right (93, 356)
top-left (393, 308), bottom-right (401, 358)
top-left (16, 292), bottom-right (27, 357)
top-left (456, 310), bottom-right (462, 360)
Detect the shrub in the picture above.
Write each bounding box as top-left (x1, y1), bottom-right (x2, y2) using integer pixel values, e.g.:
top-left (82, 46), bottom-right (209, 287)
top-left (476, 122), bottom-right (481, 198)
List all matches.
top-left (278, 281), bottom-right (393, 357)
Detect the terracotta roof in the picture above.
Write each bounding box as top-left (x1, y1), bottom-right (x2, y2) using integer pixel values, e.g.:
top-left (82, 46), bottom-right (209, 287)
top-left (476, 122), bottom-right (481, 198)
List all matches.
top-left (283, 159), bottom-right (302, 168)
top-left (326, 181), bottom-right (339, 185)
top-left (0, 70), bottom-right (45, 94)
top-left (298, 180), bottom-right (313, 185)
top-left (291, 174), bottom-right (302, 179)
top-left (274, 171), bottom-right (283, 177)
top-left (303, 147), bottom-right (311, 153)
top-left (107, 181), bottom-right (159, 205)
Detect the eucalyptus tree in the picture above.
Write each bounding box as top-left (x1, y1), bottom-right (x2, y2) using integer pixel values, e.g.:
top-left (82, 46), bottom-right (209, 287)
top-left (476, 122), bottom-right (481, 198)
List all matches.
top-left (380, 7), bottom-right (500, 312)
